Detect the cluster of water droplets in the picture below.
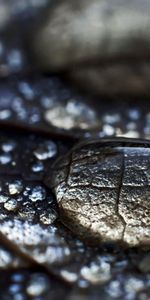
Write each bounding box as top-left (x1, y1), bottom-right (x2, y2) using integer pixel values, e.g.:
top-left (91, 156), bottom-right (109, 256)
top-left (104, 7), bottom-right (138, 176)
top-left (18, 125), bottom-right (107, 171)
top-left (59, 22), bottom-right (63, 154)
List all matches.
top-left (0, 269), bottom-right (57, 300)
top-left (32, 140), bottom-right (57, 174)
top-left (0, 140), bottom-right (17, 171)
top-left (0, 178), bottom-right (58, 226)
top-left (0, 134), bottom-right (60, 183)
top-left (66, 249), bottom-right (150, 300)
top-left (0, 76), bottom-right (149, 139)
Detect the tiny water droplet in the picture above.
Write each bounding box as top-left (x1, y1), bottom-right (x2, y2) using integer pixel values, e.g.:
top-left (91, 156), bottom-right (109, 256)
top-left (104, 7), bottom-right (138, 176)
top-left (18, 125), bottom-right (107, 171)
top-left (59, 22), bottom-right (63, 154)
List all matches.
top-left (40, 209), bottom-right (58, 225)
top-left (4, 199), bottom-right (18, 212)
top-left (32, 161), bottom-right (44, 172)
top-left (1, 141), bottom-right (16, 152)
top-left (29, 186), bottom-right (46, 202)
top-left (0, 153), bottom-right (12, 164)
top-left (33, 141), bottom-right (57, 160)
top-left (26, 274), bottom-right (49, 296)
top-left (8, 180), bottom-right (23, 195)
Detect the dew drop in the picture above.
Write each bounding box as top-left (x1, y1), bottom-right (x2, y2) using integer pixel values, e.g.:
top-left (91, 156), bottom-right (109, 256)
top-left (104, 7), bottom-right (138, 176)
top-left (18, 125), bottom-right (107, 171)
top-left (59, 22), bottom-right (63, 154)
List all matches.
top-left (9, 283), bottom-right (21, 294)
top-left (60, 270), bottom-right (78, 283)
top-left (26, 274), bottom-right (49, 296)
top-left (1, 141), bottom-right (16, 152)
top-left (8, 180), bottom-right (23, 195)
top-left (4, 199), bottom-right (18, 212)
top-left (0, 153), bottom-right (12, 164)
top-left (31, 161), bottom-right (44, 172)
top-left (80, 261), bottom-right (111, 284)
top-left (0, 195), bottom-right (8, 203)
top-left (19, 81), bottom-right (34, 100)
top-left (0, 248), bottom-right (13, 268)
top-left (33, 141), bottom-right (57, 160)
top-left (0, 109), bottom-right (12, 120)
top-left (28, 186), bottom-right (46, 202)
top-left (11, 273), bottom-right (25, 283)
top-left (7, 50), bottom-right (23, 72)
top-left (45, 100), bottom-right (99, 130)
top-left (40, 209), bottom-right (58, 225)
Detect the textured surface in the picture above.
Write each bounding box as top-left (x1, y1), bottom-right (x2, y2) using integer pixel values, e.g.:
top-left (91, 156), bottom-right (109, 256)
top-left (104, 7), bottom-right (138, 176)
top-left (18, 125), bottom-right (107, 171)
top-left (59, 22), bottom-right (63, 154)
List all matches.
top-left (0, 130), bottom-right (82, 276)
top-left (0, 1), bottom-right (150, 299)
top-left (0, 131), bottom-right (150, 300)
top-left (51, 139), bottom-right (150, 247)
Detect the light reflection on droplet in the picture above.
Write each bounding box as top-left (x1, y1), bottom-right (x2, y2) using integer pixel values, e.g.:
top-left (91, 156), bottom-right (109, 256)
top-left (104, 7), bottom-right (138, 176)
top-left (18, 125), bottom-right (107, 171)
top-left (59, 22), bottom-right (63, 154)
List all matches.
top-left (33, 141), bottom-right (57, 160)
top-left (1, 141), bottom-right (16, 152)
top-left (0, 153), bottom-right (12, 164)
top-left (40, 209), bottom-right (58, 225)
top-left (8, 180), bottom-right (23, 195)
top-left (45, 100), bottom-right (99, 130)
top-left (32, 161), bottom-right (44, 172)
top-left (28, 186), bottom-right (46, 202)
top-left (0, 109), bottom-right (11, 120)
top-left (26, 273), bottom-right (49, 296)
top-left (4, 199), bottom-right (18, 212)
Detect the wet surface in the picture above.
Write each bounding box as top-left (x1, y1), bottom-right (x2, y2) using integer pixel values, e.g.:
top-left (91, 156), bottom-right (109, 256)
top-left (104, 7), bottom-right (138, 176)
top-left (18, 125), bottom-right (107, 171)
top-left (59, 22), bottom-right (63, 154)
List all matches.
top-left (0, 1), bottom-right (150, 299)
top-left (0, 131), bottom-right (149, 300)
top-left (0, 268), bottom-right (70, 300)
top-left (0, 76), bottom-right (150, 139)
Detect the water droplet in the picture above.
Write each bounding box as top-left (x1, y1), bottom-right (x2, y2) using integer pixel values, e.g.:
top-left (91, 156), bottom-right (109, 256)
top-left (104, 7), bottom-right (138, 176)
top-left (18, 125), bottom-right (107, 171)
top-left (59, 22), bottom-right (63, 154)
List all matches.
top-left (26, 274), bottom-right (49, 296)
top-left (8, 181), bottom-right (23, 195)
top-left (9, 283), bottom-right (21, 294)
top-left (124, 277), bottom-right (145, 293)
top-left (103, 113), bottom-right (120, 124)
top-left (19, 205), bottom-right (35, 221)
top-left (4, 199), bottom-right (18, 212)
top-left (60, 270), bottom-right (78, 283)
top-left (29, 113), bottom-right (40, 123)
top-left (128, 109), bottom-right (141, 121)
top-left (0, 110), bottom-right (11, 121)
top-left (40, 209), bottom-right (58, 225)
top-left (29, 186), bottom-right (46, 202)
top-left (19, 81), bottom-right (34, 100)
top-left (107, 280), bottom-right (122, 298)
top-left (7, 50), bottom-right (23, 72)
top-left (45, 100), bottom-right (99, 130)
top-left (121, 130), bottom-right (139, 138)
top-left (0, 153), bottom-right (12, 164)
top-left (0, 195), bottom-right (8, 203)
top-left (11, 273), bottom-right (25, 283)
top-left (80, 261), bottom-right (111, 284)
top-left (0, 248), bottom-right (13, 268)
top-left (12, 293), bottom-right (25, 300)
top-left (2, 141), bottom-right (16, 152)
top-left (32, 161), bottom-right (44, 173)
top-left (102, 124), bottom-right (115, 136)
top-left (33, 141), bottom-right (57, 160)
